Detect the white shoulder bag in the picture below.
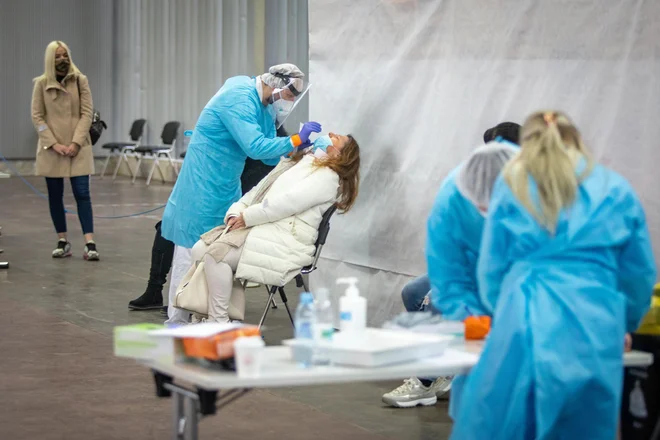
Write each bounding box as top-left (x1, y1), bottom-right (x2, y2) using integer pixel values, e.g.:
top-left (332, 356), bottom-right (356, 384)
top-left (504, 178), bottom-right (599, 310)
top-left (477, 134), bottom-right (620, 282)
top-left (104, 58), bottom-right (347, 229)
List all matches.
top-left (174, 228), bottom-right (245, 320)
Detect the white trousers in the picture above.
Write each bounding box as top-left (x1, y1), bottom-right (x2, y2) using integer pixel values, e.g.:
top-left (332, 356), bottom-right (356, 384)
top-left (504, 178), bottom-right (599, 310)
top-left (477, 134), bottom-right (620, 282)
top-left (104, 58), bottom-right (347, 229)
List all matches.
top-left (190, 240), bottom-right (243, 323)
top-left (165, 245), bottom-right (193, 325)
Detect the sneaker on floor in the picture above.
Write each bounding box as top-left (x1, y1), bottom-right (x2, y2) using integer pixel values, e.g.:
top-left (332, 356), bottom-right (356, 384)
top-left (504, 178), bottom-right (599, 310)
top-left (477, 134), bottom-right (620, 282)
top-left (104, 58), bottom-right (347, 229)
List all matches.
top-left (191, 313), bottom-right (207, 324)
top-left (83, 241), bottom-right (100, 261)
top-left (431, 376), bottom-right (453, 399)
top-left (52, 239), bottom-right (72, 258)
top-left (382, 377), bottom-right (437, 408)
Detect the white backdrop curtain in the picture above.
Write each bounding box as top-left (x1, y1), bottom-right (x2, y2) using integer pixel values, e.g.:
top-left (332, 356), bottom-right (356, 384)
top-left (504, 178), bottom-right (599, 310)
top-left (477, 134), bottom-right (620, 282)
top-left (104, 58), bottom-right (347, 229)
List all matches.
top-left (308, 0), bottom-right (660, 326)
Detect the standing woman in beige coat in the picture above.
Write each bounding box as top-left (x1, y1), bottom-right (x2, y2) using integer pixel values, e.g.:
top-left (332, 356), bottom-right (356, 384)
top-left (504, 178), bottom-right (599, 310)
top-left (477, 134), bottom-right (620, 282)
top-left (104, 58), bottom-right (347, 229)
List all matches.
top-left (31, 41), bottom-right (99, 260)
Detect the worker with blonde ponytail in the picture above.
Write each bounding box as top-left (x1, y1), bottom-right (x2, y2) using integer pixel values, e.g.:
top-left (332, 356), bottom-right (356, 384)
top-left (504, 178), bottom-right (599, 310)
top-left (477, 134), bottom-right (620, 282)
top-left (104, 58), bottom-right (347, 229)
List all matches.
top-left (451, 111), bottom-right (657, 439)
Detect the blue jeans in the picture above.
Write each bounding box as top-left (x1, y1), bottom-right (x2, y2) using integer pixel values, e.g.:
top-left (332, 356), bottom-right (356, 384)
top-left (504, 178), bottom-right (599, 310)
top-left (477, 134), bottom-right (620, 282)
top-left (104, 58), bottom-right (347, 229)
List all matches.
top-left (402, 275), bottom-right (431, 312)
top-left (45, 176), bottom-right (94, 234)
top-left (402, 275), bottom-right (436, 382)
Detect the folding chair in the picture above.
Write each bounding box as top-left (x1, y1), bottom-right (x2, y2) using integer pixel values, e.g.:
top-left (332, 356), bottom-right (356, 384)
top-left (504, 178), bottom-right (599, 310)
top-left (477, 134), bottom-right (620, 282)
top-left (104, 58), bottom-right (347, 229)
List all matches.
top-left (256, 205), bottom-right (338, 330)
top-left (132, 121), bottom-right (181, 185)
top-left (100, 119), bottom-right (147, 179)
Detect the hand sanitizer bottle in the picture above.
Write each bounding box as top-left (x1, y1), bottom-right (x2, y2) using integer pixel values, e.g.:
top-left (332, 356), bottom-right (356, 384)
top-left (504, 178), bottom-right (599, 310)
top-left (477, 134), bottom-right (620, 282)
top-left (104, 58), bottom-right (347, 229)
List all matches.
top-left (337, 277), bottom-right (366, 334)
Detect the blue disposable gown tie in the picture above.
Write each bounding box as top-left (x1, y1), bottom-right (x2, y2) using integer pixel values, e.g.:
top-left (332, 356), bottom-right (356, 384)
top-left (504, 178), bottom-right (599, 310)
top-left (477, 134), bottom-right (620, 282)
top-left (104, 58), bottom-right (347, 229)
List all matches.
top-left (161, 76), bottom-right (293, 248)
top-left (450, 163), bottom-right (656, 440)
top-left (426, 166), bottom-right (491, 420)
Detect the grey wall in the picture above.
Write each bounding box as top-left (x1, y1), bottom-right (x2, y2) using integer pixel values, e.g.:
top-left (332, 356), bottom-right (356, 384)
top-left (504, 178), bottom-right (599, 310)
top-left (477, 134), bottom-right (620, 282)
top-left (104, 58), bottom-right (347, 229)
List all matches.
top-left (0, 0), bottom-right (114, 159)
top-left (112, 0), bottom-right (264, 153)
top-left (265, 0), bottom-right (309, 135)
top-left (0, 0), bottom-right (309, 160)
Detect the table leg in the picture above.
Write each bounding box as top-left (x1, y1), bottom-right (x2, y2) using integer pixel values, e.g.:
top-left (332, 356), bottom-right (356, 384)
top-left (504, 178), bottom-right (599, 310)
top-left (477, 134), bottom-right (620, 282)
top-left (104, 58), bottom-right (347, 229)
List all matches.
top-left (173, 392), bottom-right (184, 440)
top-left (183, 395), bottom-right (199, 439)
top-left (158, 378), bottom-right (251, 440)
top-left (167, 384), bottom-right (200, 440)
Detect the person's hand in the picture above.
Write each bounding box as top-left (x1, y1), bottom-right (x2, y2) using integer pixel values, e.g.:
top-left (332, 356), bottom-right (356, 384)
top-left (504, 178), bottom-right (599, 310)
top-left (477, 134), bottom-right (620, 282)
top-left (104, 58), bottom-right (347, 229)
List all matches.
top-left (624, 333), bottom-right (632, 352)
top-left (298, 121), bottom-right (322, 143)
top-left (67, 143), bottom-right (80, 157)
top-left (225, 216), bottom-right (238, 231)
top-left (52, 143), bottom-right (68, 155)
top-left (289, 140), bottom-right (313, 158)
top-left (231, 214), bottom-right (246, 230)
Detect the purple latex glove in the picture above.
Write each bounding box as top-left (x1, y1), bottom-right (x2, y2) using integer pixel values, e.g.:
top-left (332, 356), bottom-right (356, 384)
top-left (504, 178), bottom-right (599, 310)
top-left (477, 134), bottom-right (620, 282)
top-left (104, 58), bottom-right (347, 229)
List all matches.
top-left (298, 121), bottom-right (322, 143)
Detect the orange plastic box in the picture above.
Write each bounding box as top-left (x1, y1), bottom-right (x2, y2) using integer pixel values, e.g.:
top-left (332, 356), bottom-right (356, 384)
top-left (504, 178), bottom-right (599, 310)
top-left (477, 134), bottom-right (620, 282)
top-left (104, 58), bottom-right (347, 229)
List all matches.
top-left (182, 326), bottom-right (261, 361)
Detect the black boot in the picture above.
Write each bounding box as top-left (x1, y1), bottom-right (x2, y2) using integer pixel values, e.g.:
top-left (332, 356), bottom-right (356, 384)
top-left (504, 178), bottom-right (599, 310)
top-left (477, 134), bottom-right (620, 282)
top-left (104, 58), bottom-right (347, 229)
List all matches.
top-left (128, 284), bottom-right (164, 310)
top-left (128, 221), bottom-right (175, 311)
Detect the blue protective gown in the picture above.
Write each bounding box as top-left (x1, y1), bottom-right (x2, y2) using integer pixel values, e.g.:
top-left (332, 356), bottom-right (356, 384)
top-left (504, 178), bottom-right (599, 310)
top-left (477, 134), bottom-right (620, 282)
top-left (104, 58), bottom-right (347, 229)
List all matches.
top-left (450, 163), bottom-right (656, 440)
top-left (161, 76), bottom-right (293, 248)
top-left (426, 166), bottom-right (489, 420)
top-left (427, 167), bottom-right (489, 319)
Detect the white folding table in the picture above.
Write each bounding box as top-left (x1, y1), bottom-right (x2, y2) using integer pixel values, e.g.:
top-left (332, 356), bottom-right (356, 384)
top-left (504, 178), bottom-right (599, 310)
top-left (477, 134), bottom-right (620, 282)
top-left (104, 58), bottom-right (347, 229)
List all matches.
top-left (141, 342), bottom-right (653, 440)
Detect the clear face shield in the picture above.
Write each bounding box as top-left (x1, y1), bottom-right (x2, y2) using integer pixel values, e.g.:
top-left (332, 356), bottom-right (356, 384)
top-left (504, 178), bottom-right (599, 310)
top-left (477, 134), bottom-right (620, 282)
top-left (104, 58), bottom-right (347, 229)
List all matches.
top-left (270, 77), bottom-right (311, 129)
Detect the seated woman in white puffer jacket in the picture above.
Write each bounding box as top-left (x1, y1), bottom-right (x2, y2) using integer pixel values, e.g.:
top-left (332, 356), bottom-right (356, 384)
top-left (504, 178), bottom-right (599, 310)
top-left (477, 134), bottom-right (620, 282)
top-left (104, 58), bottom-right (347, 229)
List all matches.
top-left (189, 133), bottom-right (360, 323)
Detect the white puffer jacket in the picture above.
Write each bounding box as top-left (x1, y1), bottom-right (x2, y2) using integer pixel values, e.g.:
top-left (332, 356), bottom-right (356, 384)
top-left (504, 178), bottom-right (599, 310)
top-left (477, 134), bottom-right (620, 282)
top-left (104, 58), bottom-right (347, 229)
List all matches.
top-left (226, 155), bottom-right (339, 286)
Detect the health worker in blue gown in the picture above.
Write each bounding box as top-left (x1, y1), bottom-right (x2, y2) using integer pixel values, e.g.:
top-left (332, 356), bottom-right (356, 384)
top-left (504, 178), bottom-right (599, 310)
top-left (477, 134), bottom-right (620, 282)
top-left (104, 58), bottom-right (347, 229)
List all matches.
top-left (450, 111), bottom-right (657, 440)
top-left (163, 63), bottom-right (321, 325)
top-left (425, 123), bottom-right (519, 417)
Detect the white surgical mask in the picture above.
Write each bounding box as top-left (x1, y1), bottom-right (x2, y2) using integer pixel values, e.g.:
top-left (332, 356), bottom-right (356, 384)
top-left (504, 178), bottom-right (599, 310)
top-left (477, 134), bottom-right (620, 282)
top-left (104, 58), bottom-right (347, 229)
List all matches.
top-left (272, 96), bottom-right (294, 122)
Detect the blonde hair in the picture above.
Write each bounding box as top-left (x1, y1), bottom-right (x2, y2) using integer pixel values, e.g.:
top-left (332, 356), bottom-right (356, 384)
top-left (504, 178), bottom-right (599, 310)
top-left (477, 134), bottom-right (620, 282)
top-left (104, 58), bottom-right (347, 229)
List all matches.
top-left (35, 40), bottom-right (80, 83)
top-left (503, 111), bottom-right (593, 233)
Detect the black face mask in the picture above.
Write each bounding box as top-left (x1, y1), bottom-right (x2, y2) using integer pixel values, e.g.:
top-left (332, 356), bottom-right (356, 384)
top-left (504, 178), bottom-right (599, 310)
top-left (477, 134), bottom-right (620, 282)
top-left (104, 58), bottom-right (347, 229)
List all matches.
top-left (55, 60), bottom-right (70, 73)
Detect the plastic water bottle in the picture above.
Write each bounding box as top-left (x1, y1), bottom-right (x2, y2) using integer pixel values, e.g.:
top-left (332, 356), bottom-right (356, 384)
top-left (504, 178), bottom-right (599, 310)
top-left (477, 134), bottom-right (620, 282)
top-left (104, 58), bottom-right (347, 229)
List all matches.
top-left (313, 288), bottom-right (334, 365)
top-left (294, 292), bottom-right (315, 368)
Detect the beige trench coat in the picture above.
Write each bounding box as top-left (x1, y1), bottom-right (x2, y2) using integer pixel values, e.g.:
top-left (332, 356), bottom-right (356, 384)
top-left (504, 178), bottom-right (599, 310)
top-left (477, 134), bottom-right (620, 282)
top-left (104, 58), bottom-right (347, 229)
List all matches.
top-left (31, 72), bottom-right (94, 177)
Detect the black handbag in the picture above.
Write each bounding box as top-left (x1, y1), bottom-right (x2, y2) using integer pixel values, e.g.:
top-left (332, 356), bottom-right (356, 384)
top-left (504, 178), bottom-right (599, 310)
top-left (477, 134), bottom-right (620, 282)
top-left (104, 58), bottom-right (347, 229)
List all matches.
top-left (76, 77), bottom-right (107, 145)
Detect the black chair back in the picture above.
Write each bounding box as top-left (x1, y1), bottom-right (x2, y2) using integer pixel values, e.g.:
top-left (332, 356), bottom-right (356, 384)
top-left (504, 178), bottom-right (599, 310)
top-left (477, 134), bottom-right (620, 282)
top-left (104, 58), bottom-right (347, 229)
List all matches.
top-left (316, 204), bottom-right (337, 248)
top-left (161, 121), bottom-right (181, 145)
top-left (300, 204), bottom-right (338, 274)
top-left (129, 119), bottom-right (147, 141)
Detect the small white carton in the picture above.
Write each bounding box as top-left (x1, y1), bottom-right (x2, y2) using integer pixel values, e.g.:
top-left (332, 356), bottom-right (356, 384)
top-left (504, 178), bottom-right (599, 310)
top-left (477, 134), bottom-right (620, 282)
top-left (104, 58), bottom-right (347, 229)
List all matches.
top-left (114, 323), bottom-right (179, 363)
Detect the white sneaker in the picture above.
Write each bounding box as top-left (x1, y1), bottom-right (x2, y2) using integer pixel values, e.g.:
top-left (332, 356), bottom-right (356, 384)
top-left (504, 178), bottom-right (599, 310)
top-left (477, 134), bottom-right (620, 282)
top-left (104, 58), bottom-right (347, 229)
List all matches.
top-left (432, 376), bottom-right (453, 399)
top-left (52, 239), bottom-right (72, 258)
top-left (191, 314), bottom-right (207, 324)
top-left (382, 377), bottom-right (438, 408)
top-left (83, 241), bottom-right (100, 261)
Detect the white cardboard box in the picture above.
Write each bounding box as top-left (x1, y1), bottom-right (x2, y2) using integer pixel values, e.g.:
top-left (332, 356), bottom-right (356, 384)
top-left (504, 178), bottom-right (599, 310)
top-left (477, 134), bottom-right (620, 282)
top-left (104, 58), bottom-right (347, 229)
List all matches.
top-left (114, 323), bottom-right (180, 363)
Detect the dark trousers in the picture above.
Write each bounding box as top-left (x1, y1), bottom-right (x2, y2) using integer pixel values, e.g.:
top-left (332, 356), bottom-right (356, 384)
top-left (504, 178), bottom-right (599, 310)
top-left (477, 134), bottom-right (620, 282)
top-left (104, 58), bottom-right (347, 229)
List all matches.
top-left (241, 158), bottom-right (275, 194)
top-left (45, 176), bottom-right (94, 235)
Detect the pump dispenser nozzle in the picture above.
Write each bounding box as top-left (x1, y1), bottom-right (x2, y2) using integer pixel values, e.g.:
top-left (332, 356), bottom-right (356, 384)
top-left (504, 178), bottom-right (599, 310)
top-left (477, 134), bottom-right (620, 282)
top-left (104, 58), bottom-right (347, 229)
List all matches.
top-left (337, 277), bottom-right (359, 297)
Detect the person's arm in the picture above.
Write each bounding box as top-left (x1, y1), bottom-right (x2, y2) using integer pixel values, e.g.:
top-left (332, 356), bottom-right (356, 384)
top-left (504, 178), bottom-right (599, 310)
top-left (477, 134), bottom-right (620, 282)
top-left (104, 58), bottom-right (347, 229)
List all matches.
top-left (218, 101), bottom-right (294, 161)
top-left (477, 177), bottom-right (514, 314)
top-left (31, 80), bottom-right (58, 148)
top-left (72, 74), bottom-right (93, 148)
top-left (616, 193), bottom-right (657, 333)
top-left (225, 169), bottom-right (269, 222)
top-left (427, 190), bottom-right (486, 320)
top-left (241, 168), bottom-right (339, 227)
